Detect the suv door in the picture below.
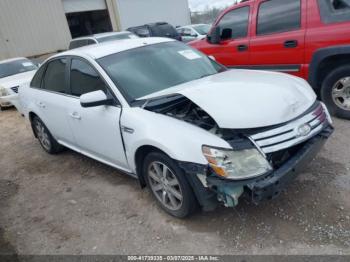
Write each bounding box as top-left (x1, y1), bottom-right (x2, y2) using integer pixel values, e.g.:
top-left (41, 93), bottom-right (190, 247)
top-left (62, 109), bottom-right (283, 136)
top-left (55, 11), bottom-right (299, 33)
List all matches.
top-left (200, 5), bottom-right (251, 67)
top-left (249, 0), bottom-right (306, 77)
top-left (65, 58), bottom-right (129, 170)
top-left (33, 58), bottom-right (76, 145)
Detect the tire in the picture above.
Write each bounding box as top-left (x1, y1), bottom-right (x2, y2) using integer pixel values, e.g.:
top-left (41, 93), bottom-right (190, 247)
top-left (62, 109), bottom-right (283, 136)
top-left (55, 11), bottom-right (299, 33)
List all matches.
top-left (143, 151), bottom-right (198, 218)
top-left (32, 116), bottom-right (63, 154)
top-left (321, 65), bottom-right (350, 119)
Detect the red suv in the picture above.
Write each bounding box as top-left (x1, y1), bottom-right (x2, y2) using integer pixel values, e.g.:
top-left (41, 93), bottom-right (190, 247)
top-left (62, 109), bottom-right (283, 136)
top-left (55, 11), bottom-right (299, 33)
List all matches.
top-left (190, 0), bottom-right (350, 119)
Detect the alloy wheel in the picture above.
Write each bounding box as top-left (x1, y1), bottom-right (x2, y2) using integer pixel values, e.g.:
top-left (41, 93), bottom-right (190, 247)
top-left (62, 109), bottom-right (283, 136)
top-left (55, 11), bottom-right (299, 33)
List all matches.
top-left (332, 77), bottom-right (350, 111)
top-left (34, 120), bottom-right (51, 151)
top-left (148, 161), bottom-right (183, 211)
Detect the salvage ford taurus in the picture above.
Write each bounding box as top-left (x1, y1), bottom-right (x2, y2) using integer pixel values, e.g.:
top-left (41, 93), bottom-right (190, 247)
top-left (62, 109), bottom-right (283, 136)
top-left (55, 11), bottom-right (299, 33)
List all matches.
top-left (19, 38), bottom-right (333, 218)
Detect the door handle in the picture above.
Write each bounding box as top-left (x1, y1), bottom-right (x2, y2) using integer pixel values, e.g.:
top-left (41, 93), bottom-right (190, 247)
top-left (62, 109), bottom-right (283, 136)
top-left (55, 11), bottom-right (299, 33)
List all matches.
top-left (37, 102), bottom-right (46, 108)
top-left (284, 40), bottom-right (298, 48)
top-left (237, 44), bottom-right (248, 52)
top-left (69, 112), bottom-right (81, 120)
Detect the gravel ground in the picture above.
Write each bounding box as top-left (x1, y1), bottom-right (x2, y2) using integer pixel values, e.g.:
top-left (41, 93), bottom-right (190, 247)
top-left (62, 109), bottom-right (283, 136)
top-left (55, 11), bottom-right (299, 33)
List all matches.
top-left (0, 108), bottom-right (349, 255)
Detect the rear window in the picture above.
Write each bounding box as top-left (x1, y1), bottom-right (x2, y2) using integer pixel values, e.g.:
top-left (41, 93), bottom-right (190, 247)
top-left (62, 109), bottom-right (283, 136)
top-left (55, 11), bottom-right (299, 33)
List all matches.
top-left (69, 39), bottom-right (95, 50)
top-left (42, 59), bottom-right (67, 94)
top-left (97, 33), bottom-right (138, 43)
top-left (257, 0), bottom-right (301, 35)
top-left (150, 24), bottom-right (179, 37)
top-left (318, 0), bottom-right (350, 24)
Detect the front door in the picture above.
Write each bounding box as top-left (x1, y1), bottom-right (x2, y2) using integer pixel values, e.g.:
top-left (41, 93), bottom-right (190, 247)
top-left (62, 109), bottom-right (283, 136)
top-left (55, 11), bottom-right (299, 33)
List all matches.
top-left (66, 58), bottom-right (129, 170)
top-left (249, 0), bottom-right (306, 77)
top-left (199, 5), bottom-right (251, 67)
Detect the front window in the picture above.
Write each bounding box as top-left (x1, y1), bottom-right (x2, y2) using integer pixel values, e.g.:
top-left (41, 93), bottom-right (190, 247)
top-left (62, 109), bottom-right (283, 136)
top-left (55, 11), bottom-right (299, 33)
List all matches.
top-left (0, 59), bottom-right (37, 79)
top-left (217, 6), bottom-right (250, 39)
top-left (257, 0), bottom-right (301, 35)
top-left (70, 59), bottom-right (107, 96)
top-left (98, 41), bottom-right (225, 102)
top-left (97, 33), bottom-right (138, 43)
top-left (192, 24), bottom-right (211, 35)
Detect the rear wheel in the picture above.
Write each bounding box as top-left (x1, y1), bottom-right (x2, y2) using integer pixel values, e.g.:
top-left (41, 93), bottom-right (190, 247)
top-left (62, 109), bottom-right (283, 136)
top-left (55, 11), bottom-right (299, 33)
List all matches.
top-left (321, 65), bottom-right (350, 119)
top-left (32, 116), bottom-right (63, 154)
top-left (143, 152), bottom-right (198, 218)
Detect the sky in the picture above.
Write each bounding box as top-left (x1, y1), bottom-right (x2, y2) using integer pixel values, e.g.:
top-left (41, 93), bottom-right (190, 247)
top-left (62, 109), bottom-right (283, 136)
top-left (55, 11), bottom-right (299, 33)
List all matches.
top-left (188, 0), bottom-right (238, 12)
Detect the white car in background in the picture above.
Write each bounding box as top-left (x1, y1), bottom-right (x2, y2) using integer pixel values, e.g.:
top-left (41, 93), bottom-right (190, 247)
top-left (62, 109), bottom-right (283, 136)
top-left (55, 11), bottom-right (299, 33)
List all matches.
top-left (68, 31), bottom-right (139, 50)
top-left (177, 24), bottom-right (211, 43)
top-left (19, 38), bottom-right (333, 218)
top-left (0, 57), bottom-right (37, 111)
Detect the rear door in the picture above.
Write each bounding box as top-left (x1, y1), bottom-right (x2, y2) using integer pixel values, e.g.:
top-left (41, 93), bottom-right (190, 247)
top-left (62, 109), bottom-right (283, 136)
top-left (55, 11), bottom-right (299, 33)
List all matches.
top-left (249, 0), bottom-right (306, 77)
top-left (33, 58), bottom-right (76, 146)
top-left (201, 4), bottom-right (252, 67)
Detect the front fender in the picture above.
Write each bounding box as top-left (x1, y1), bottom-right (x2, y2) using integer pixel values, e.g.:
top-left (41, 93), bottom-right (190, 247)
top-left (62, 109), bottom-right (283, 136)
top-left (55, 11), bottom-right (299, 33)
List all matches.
top-left (121, 108), bottom-right (231, 173)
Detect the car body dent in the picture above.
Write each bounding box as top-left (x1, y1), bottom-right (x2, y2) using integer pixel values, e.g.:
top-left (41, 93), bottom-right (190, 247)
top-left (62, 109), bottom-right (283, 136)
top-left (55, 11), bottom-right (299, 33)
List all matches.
top-left (120, 107), bottom-right (231, 173)
top-left (139, 69), bottom-right (317, 129)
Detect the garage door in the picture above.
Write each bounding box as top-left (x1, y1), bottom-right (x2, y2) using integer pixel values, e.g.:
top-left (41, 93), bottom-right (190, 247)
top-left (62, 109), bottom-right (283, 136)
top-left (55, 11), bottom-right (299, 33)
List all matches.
top-left (62, 0), bottom-right (107, 13)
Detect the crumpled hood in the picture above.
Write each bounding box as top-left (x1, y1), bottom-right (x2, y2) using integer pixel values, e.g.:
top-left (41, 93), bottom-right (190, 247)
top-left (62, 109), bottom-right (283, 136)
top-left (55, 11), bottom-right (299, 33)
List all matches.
top-left (140, 70), bottom-right (317, 129)
top-left (0, 70), bottom-right (36, 89)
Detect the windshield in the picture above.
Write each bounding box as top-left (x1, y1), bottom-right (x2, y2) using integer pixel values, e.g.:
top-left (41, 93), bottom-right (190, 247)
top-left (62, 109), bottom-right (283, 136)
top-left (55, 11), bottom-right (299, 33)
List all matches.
top-left (98, 41), bottom-right (225, 102)
top-left (193, 24), bottom-right (211, 35)
top-left (97, 33), bottom-right (138, 43)
top-left (0, 59), bottom-right (37, 79)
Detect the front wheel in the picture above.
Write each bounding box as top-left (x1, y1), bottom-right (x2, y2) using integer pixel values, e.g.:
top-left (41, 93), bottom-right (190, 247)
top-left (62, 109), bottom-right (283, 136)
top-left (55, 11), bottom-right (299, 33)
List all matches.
top-left (321, 65), bottom-right (350, 119)
top-left (143, 152), bottom-right (198, 218)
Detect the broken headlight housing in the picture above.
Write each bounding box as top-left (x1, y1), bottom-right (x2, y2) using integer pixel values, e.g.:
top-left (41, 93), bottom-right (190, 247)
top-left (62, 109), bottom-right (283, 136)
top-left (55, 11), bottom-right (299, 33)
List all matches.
top-left (202, 145), bottom-right (272, 180)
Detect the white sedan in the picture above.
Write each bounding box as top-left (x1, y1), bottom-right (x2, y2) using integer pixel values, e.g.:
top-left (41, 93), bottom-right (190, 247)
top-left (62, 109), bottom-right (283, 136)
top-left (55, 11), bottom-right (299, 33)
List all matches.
top-left (0, 57), bottom-right (37, 111)
top-left (19, 38), bottom-right (333, 217)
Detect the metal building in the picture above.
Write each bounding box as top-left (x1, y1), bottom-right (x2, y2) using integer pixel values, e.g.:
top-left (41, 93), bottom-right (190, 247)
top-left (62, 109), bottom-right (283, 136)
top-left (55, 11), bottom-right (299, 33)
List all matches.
top-left (0, 0), bottom-right (190, 60)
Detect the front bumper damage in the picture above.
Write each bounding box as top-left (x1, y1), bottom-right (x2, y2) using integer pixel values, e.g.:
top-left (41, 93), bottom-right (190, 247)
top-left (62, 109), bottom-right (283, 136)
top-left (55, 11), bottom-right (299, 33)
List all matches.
top-left (181, 125), bottom-right (333, 211)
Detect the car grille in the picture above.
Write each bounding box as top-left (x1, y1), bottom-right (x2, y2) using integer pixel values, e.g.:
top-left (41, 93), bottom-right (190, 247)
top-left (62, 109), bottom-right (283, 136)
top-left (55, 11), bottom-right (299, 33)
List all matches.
top-left (250, 103), bottom-right (328, 154)
top-left (11, 86), bottom-right (19, 93)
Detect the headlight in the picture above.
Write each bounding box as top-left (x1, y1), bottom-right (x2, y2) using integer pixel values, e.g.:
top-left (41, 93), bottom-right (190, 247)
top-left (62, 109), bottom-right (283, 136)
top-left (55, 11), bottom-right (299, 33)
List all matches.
top-left (202, 145), bottom-right (272, 180)
top-left (0, 86), bottom-right (8, 96)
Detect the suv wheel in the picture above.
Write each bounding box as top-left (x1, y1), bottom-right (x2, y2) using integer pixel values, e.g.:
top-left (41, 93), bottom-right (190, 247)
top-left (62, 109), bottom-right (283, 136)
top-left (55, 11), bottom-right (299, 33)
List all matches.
top-left (143, 152), bottom-right (198, 218)
top-left (32, 116), bottom-right (63, 154)
top-left (321, 65), bottom-right (350, 119)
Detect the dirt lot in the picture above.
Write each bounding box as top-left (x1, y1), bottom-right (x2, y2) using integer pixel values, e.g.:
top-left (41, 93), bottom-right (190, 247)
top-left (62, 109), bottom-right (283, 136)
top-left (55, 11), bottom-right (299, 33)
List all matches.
top-left (0, 108), bottom-right (349, 255)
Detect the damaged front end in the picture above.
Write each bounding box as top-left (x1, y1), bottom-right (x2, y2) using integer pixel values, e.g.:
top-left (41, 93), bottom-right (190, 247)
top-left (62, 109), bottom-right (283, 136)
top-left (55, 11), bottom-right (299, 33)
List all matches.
top-left (143, 95), bottom-right (334, 210)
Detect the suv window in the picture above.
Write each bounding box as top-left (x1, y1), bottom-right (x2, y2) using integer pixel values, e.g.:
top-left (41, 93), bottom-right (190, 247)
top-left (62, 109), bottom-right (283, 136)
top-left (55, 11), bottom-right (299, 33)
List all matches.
top-left (318, 0), bottom-right (350, 24)
top-left (42, 59), bottom-right (67, 93)
top-left (150, 24), bottom-right (179, 38)
top-left (70, 59), bottom-right (107, 97)
top-left (257, 0), bottom-right (301, 35)
top-left (217, 6), bottom-right (250, 39)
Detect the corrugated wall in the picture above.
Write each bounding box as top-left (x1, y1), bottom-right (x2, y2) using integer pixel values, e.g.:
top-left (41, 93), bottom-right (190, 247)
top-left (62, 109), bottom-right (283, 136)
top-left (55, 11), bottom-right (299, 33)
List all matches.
top-left (0, 0), bottom-right (72, 60)
top-left (117, 0), bottom-right (191, 30)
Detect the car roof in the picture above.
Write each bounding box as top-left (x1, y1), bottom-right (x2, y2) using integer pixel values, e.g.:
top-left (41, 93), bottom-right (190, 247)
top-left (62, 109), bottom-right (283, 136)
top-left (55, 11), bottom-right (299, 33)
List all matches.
top-left (70, 31), bottom-right (132, 42)
top-left (56, 37), bottom-right (174, 60)
top-left (0, 57), bottom-right (28, 64)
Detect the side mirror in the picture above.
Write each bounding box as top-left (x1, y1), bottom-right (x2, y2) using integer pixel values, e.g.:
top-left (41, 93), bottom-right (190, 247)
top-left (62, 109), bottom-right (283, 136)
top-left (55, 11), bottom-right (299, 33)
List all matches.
top-left (80, 90), bottom-right (114, 108)
top-left (207, 26), bottom-right (221, 44)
